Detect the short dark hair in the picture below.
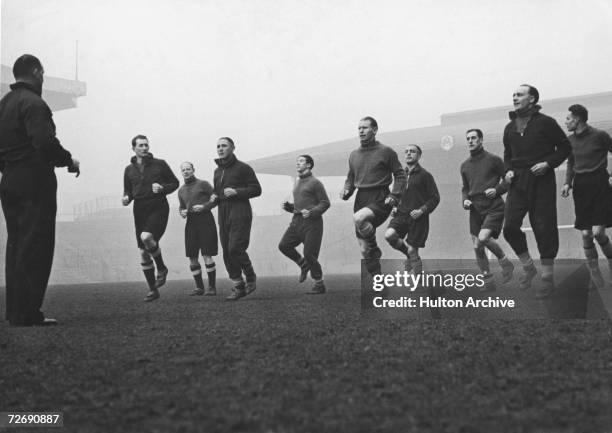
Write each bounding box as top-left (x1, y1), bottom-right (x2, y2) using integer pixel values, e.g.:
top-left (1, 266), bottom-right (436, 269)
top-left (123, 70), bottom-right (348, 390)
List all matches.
top-left (520, 84), bottom-right (539, 104)
top-left (219, 137), bottom-right (235, 147)
top-left (407, 144), bottom-right (422, 156)
top-left (299, 154), bottom-right (314, 169)
top-left (568, 104), bottom-right (588, 123)
top-left (13, 54), bottom-right (43, 79)
top-left (131, 134), bottom-right (148, 147)
top-left (360, 116), bottom-right (378, 129)
top-left (466, 129), bottom-right (483, 139)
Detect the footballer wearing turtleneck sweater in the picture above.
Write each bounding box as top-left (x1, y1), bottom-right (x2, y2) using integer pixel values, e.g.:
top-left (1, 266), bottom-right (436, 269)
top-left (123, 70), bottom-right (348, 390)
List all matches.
top-left (460, 128), bottom-right (514, 292)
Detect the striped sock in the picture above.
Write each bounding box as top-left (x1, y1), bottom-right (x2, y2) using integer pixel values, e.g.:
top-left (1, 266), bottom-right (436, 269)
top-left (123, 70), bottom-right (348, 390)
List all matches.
top-left (597, 236), bottom-right (612, 258)
top-left (148, 245), bottom-right (167, 271)
top-left (205, 262), bottom-right (216, 288)
top-left (190, 264), bottom-right (204, 289)
top-left (141, 260), bottom-right (156, 289)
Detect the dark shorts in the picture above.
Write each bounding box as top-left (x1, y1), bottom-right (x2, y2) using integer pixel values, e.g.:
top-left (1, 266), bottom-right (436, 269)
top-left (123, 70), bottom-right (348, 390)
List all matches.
top-left (469, 196), bottom-right (505, 238)
top-left (133, 197), bottom-right (169, 249)
top-left (573, 168), bottom-right (612, 230)
top-left (354, 186), bottom-right (392, 237)
top-left (185, 212), bottom-right (218, 257)
top-left (387, 212), bottom-right (429, 248)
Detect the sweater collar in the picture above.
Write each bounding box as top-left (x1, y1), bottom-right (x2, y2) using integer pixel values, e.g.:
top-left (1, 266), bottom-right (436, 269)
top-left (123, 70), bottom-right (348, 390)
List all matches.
top-left (574, 125), bottom-right (593, 138)
top-left (184, 175), bottom-right (197, 185)
top-left (359, 140), bottom-right (380, 150)
top-left (298, 171), bottom-right (313, 179)
top-left (130, 153), bottom-right (154, 165)
top-left (406, 162), bottom-right (421, 174)
top-left (509, 104), bottom-right (541, 120)
top-left (10, 81), bottom-right (42, 97)
top-left (215, 153), bottom-right (237, 168)
top-left (469, 146), bottom-right (485, 158)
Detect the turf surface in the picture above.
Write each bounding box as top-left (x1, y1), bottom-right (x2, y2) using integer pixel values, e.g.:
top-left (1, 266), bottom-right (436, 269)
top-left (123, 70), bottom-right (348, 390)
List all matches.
top-left (2, 274), bottom-right (612, 432)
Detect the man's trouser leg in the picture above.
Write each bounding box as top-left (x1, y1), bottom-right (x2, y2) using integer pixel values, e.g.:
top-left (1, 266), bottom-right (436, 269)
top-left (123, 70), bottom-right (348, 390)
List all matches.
top-left (503, 185), bottom-right (530, 257)
top-left (278, 220), bottom-right (302, 263)
top-left (529, 173), bottom-right (559, 261)
top-left (228, 217), bottom-right (255, 281)
top-left (1, 169), bottom-right (56, 325)
top-left (303, 218), bottom-right (324, 281)
top-left (219, 218), bottom-right (242, 282)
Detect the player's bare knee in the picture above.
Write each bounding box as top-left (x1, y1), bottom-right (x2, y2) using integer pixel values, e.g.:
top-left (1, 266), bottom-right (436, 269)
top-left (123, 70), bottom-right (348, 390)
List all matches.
top-left (593, 227), bottom-right (606, 242)
top-left (477, 232), bottom-right (490, 245)
top-left (384, 228), bottom-right (398, 245)
top-left (202, 255), bottom-right (214, 265)
top-left (188, 257), bottom-right (199, 266)
top-left (140, 232), bottom-right (155, 246)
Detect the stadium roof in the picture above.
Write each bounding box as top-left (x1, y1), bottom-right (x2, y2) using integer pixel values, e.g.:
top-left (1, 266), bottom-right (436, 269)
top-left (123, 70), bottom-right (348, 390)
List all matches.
top-left (1, 64), bottom-right (87, 111)
top-left (249, 91), bottom-right (612, 179)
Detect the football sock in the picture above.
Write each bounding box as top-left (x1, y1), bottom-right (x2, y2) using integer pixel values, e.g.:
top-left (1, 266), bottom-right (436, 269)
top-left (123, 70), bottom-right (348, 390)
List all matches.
top-left (205, 262), bottom-right (216, 288)
top-left (190, 263), bottom-right (204, 289)
top-left (141, 260), bottom-right (156, 289)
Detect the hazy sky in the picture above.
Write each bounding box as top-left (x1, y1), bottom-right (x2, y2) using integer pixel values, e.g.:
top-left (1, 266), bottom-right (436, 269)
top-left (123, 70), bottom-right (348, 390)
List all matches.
top-left (2, 0), bottom-right (612, 217)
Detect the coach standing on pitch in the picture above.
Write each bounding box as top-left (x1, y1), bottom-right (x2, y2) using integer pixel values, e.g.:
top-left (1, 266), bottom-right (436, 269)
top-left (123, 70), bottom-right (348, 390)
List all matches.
top-left (279, 155), bottom-right (330, 294)
top-left (503, 84), bottom-right (570, 298)
top-left (123, 135), bottom-right (179, 302)
top-left (0, 54), bottom-right (80, 326)
top-left (211, 137), bottom-right (262, 301)
top-left (342, 117), bottom-right (406, 276)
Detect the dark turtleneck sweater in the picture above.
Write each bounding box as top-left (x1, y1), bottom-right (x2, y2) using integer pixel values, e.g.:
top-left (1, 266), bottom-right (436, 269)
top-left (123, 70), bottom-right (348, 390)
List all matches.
top-left (286, 171), bottom-right (330, 219)
top-left (178, 176), bottom-right (216, 213)
top-left (343, 140), bottom-right (407, 200)
top-left (565, 125), bottom-right (612, 186)
top-left (123, 153), bottom-right (179, 202)
top-left (503, 105), bottom-right (570, 171)
top-left (460, 147), bottom-right (508, 202)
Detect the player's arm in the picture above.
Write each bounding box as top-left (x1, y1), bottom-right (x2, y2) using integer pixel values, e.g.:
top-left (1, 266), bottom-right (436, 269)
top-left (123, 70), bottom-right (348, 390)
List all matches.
top-left (308, 181), bottom-right (331, 218)
top-left (201, 181), bottom-right (218, 210)
top-left (493, 156), bottom-right (509, 196)
top-left (159, 160), bottom-right (180, 195)
top-left (460, 169), bottom-right (472, 209)
top-left (421, 173), bottom-right (440, 215)
top-left (122, 168), bottom-right (133, 205)
top-left (24, 99), bottom-right (73, 168)
top-left (388, 149), bottom-right (407, 202)
top-left (233, 165), bottom-right (262, 199)
top-left (562, 151), bottom-right (575, 196)
top-left (341, 157), bottom-right (356, 200)
top-left (543, 118), bottom-right (571, 169)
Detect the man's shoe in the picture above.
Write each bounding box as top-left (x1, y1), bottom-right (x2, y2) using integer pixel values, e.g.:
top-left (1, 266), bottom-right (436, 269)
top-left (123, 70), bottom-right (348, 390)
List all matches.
top-left (518, 265), bottom-right (537, 290)
top-left (189, 288), bottom-right (205, 296)
top-left (534, 277), bottom-right (555, 299)
top-left (299, 264), bottom-right (310, 283)
top-left (307, 282), bottom-right (326, 294)
top-left (204, 286), bottom-right (217, 296)
top-left (245, 276), bottom-right (257, 295)
top-left (226, 286), bottom-right (246, 301)
top-left (154, 267), bottom-right (168, 289)
top-left (33, 318), bottom-right (58, 327)
top-left (144, 290), bottom-right (160, 302)
top-left (500, 260), bottom-right (515, 284)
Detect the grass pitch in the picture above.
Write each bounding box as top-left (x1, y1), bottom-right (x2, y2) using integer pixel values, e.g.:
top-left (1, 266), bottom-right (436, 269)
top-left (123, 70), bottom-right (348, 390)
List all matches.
top-left (2, 274), bottom-right (612, 433)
